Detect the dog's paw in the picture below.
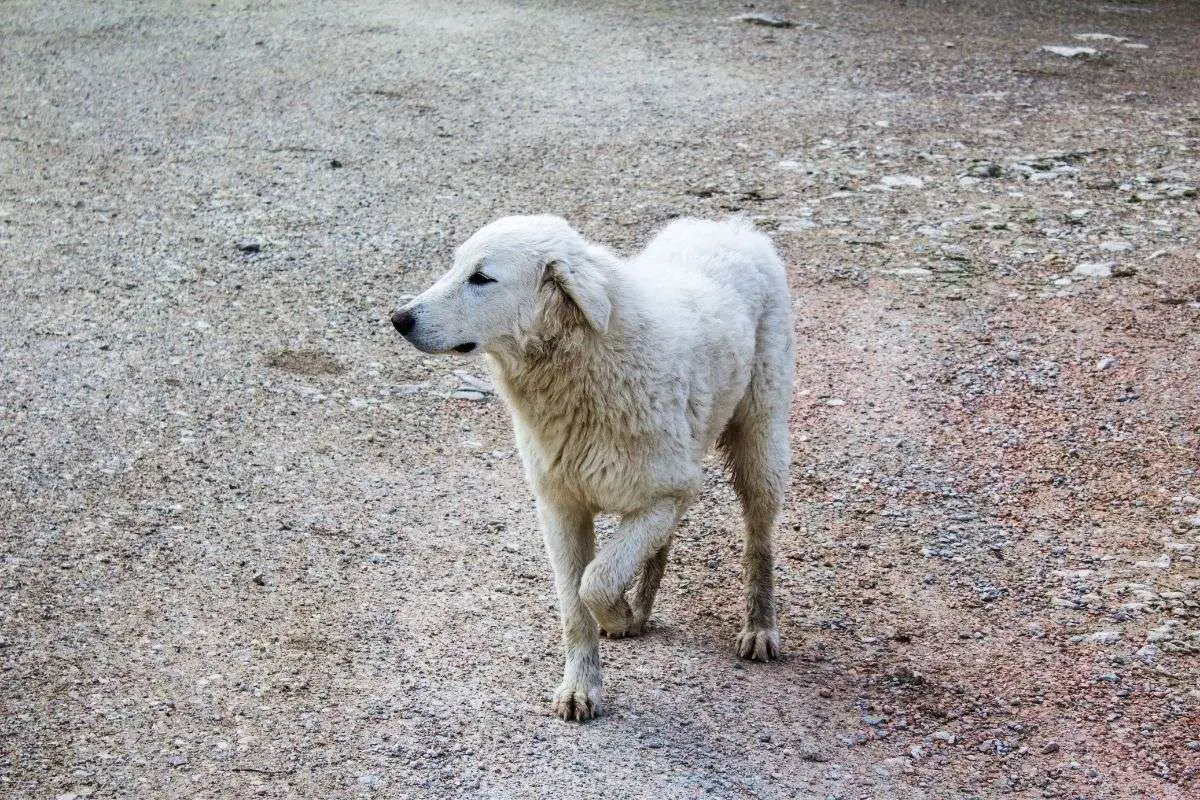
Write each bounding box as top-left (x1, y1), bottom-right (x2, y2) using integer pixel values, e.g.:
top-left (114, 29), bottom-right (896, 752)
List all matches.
top-left (589, 595), bottom-right (643, 638)
top-left (599, 614), bottom-right (647, 638)
top-left (551, 681), bottom-right (602, 722)
top-left (735, 626), bottom-right (780, 662)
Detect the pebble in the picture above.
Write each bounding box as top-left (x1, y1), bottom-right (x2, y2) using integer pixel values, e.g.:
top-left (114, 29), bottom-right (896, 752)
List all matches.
top-left (1072, 262), bottom-right (1113, 279)
top-left (1073, 33), bottom-right (1127, 42)
top-left (966, 162), bottom-right (1001, 178)
top-left (879, 174), bottom-right (925, 189)
top-left (932, 731), bottom-right (956, 745)
top-left (885, 267), bottom-right (932, 278)
top-left (358, 772), bottom-right (383, 788)
top-left (731, 13), bottom-right (795, 28)
top-left (1042, 741), bottom-right (1060, 754)
top-left (1068, 630), bottom-right (1121, 645)
top-left (236, 240), bottom-right (261, 253)
top-left (1095, 356), bottom-right (1115, 371)
top-left (1098, 240), bottom-right (1133, 252)
top-left (800, 746), bottom-right (828, 762)
top-left (1042, 45), bottom-right (1098, 57)
top-left (167, 754), bottom-right (188, 766)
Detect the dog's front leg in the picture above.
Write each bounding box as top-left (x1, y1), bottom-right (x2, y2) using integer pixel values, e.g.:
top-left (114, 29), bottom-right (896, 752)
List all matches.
top-left (539, 497), bottom-right (602, 722)
top-left (579, 498), bottom-right (681, 637)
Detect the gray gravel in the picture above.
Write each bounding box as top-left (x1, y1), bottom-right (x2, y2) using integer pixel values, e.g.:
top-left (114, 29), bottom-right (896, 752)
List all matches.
top-left (3, 1), bottom-right (1199, 798)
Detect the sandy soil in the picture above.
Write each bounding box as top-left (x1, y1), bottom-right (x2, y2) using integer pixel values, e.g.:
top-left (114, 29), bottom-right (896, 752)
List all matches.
top-left (2, 1), bottom-right (1198, 798)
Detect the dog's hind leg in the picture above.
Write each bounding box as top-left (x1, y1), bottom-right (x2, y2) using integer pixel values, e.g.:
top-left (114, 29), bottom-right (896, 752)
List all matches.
top-left (539, 497), bottom-right (603, 721)
top-left (721, 374), bottom-right (791, 662)
top-left (629, 538), bottom-right (672, 633)
top-left (580, 500), bottom-right (681, 638)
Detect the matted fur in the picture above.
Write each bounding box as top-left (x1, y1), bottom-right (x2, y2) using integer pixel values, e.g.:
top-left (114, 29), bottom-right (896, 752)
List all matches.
top-left (394, 215), bottom-right (794, 721)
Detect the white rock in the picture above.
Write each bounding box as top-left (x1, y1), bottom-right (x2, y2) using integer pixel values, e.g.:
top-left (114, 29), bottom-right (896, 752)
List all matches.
top-left (885, 267), bottom-right (932, 278)
top-left (879, 175), bottom-right (925, 189)
top-left (1069, 630), bottom-right (1121, 645)
top-left (1095, 356), bottom-right (1116, 371)
top-left (1122, 42), bottom-right (1149, 50)
top-left (1072, 33), bottom-right (1127, 42)
top-left (1072, 261), bottom-right (1114, 278)
top-left (1042, 45), bottom-right (1098, 57)
top-left (1098, 240), bottom-right (1134, 252)
top-left (1133, 553), bottom-right (1171, 570)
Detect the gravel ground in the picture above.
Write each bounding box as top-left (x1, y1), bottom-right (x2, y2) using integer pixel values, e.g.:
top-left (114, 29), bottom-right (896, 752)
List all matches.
top-left (2, 1), bottom-right (1198, 798)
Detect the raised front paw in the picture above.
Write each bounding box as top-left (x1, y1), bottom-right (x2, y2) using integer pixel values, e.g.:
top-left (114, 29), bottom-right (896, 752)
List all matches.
top-left (735, 626), bottom-right (780, 662)
top-left (552, 680), bottom-right (602, 722)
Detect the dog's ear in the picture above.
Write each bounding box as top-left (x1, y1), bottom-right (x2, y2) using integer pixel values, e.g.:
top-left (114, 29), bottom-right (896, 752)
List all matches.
top-left (543, 257), bottom-right (612, 334)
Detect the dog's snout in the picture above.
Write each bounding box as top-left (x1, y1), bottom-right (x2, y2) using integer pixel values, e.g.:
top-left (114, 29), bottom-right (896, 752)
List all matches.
top-left (391, 309), bottom-right (416, 336)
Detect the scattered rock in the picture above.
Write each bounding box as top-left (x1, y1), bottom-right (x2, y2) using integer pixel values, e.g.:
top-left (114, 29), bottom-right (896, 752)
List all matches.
top-left (1095, 356), bottom-right (1116, 371)
top-left (167, 754), bottom-right (188, 767)
top-left (1068, 630), bottom-right (1121, 645)
top-left (329, 158), bottom-right (343, 168)
top-left (1042, 45), bottom-right (1098, 57)
top-left (879, 174), bottom-right (925, 189)
top-left (732, 13), bottom-right (796, 28)
top-left (236, 240), bottom-right (261, 253)
top-left (1111, 263), bottom-right (1137, 277)
top-left (1072, 33), bottom-right (1127, 42)
top-left (966, 162), bottom-right (1002, 178)
top-left (800, 746), bottom-right (828, 762)
top-left (1042, 741), bottom-right (1061, 754)
top-left (884, 267), bottom-right (932, 279)
top-left (1072, 261), bottom-right (1113, 279)
top-left (357, 772), bottom-right (383, 788)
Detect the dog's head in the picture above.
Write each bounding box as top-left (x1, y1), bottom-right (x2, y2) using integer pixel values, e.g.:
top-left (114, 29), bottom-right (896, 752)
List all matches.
top-left (391, 215), bottom-right (612, 356)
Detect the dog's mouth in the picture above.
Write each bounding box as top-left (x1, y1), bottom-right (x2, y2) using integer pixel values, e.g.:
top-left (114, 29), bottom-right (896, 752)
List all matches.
top-left (452, 342), bottom-right (477, 354)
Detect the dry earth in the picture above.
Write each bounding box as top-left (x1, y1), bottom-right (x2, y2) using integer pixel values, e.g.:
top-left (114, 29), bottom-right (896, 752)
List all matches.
top-left (2, 1), bottom-right (1199, 798)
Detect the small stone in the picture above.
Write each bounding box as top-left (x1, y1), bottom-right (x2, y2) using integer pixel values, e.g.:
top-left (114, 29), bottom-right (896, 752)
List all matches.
top-left (909, 745), bottom-right (925, 760)
top-left (1072, 33), bottom-right (1127, 42)
top-left (1042, 45), bottom-right (1098, 57)
top-left (1042, 741), bottom-right (1060, 754)
top-left (967, 162), bottom-right (1002, 178)
top-left (330, 158), bottom-right (343, 168)
top-left (800, 746), bottom-right (828, 762)
top-left (1005, 350), bottom-right (1021, 363)
top-left (1068, 630), bottom-right (1121, 645)
top-left (252, 572), bottom-right (267, 586)
top-left (1098, 240), bottom-right (1133, 253)
top-left (932, 730), bottom-right (956, 745)
top-left (879, 174), bottom-right (924, 189)
top-left (1095, 356), bottom-right (1116, 371)
top-left (236, 240), bottom-right (261, 253)
top-left (358, 773), bottom-right (383, 788)
top-left (167, 754), bottom-right (188, 767)
top-left (818, 687), bottom-right (834, 698)
top-left (885, 267), bottom-right (932, 278)
top-left (1135, 644), bottom-right (1159, 663)
top-left (1072, 261), bottom-right (1113, 279)
top-left (1111, 264), bottom-right (1137, 278)
top-left (732, 13), bottom-right (796, 28)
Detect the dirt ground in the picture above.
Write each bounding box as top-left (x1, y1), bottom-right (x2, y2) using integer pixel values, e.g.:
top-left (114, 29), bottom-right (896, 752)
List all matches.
top-left (2, 1), bottom-right (1198, 798)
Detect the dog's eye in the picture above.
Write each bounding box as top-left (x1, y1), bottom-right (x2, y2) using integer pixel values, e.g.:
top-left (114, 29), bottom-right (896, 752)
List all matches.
top-left (467, 271), bottom-right (497, 286)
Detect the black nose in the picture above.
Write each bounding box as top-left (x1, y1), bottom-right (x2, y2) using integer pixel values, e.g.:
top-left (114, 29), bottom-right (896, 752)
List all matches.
top-left (391, 309), bottom-right (415, 335)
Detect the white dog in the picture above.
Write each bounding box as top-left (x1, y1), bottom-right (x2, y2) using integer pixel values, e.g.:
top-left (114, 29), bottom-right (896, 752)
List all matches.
top-left (392, 215), bottom-right (794, 721)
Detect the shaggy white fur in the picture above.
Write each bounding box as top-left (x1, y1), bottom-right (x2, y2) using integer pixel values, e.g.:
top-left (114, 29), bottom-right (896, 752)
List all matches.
top-left (393, 215), bottom-right (794, 721)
